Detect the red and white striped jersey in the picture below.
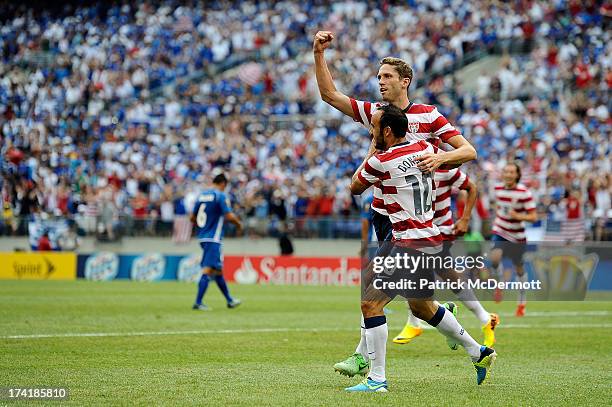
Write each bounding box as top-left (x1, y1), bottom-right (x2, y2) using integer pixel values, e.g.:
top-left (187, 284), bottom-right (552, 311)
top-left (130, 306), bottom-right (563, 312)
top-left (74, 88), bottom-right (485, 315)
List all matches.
top-left (434, 168), bottom-right (470, 240)
top-left (492, 183), bottom-right (536, 242)
top-left (358, 140), bottom-right (441, 242)
top-left (350, 98), bottom-right (461, 216)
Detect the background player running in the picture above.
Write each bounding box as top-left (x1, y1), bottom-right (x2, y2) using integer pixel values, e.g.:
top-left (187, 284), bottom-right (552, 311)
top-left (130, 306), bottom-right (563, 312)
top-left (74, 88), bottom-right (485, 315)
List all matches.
top-left (343, 105), bottom-right (496, 392)
top-left (393, 166), bottom-right (500, 348)
top-left (489, 162), bottom-right (537, 316)
top-left (191, 173), bottom-right (243, 311)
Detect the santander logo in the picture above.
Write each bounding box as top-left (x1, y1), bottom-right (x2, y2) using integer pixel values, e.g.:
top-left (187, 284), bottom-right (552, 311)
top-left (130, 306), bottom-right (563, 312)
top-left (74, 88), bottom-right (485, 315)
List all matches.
top-left (229, 256), bottom-right (361, 286)
top-left (234, 258), bottom-right (259, 284)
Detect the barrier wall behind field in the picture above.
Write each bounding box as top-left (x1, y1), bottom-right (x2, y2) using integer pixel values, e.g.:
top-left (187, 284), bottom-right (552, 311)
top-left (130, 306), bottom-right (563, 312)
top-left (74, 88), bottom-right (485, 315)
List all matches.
top-left (0, 237), bottom-right (358, 256)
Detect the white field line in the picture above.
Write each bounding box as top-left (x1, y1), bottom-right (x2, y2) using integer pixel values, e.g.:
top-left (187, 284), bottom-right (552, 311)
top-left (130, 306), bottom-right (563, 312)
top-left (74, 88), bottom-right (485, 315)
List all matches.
top-left (497, 310), bottom-right (611, 317)
top-left (3, 321), bottom-right (612, 340)
top-left (502, 323), bottom-right (612, 329)
top-left (1, 327), bottom-right (345, 340)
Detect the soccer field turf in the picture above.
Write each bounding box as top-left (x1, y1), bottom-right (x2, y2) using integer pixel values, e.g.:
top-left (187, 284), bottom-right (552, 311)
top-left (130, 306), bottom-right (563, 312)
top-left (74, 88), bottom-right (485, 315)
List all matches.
top-left (1, 281), bottom-right (611, 406)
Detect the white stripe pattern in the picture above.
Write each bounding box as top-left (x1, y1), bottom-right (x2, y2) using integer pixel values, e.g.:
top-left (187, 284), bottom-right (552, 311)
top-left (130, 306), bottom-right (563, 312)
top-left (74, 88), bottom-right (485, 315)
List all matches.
top-left (492, 183), bottom-right (536, 242)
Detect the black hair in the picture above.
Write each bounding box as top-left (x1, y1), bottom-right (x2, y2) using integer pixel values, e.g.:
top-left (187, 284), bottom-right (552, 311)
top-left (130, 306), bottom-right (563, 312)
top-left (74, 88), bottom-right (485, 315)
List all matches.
top-left (377, 104), bottom-right (408, 138)
top-left (212, 173), bottom-right (228, 185)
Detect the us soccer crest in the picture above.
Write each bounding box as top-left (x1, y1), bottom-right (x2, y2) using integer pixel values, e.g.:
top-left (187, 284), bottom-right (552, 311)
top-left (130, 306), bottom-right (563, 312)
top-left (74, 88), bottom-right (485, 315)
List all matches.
top-left (408, 122), bottom-right (419, 133)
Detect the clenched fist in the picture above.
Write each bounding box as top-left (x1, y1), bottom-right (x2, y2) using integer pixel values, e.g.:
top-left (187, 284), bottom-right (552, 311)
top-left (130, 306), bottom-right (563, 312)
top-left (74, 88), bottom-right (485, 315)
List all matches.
top-left (313, 31), bottom-right (334, 53)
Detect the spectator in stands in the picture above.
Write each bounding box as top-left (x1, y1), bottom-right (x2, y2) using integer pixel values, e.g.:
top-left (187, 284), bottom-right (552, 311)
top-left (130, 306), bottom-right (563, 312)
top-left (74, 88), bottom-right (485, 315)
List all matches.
top-left (159, 187), bottom-right (175, 236)
top-left (99, 189), bottom-right (118, 241)
top-left (0, 0), bottom-right (609, 240)
top-left (1, 201), bottom-right (17, 236)
top-left (564, 190), bottom-right (582, 220)
top-left (37, 231), bottom-right (52, 251)
top-left (58, 222), bottom-right (81, 251)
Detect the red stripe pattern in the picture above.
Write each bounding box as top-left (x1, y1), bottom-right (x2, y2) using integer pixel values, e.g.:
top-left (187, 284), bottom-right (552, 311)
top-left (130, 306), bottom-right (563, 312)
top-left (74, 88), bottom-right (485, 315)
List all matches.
top-left (492, 183), bottom-right (536, 242)
top-left (349, 98), bottom-right (462, 144)
top-left (173, 216), bottom-right (193, 243)
top-left (359, 141), bottom-right (441, 242)
top-left (432, 168), bottom-right (469, 239)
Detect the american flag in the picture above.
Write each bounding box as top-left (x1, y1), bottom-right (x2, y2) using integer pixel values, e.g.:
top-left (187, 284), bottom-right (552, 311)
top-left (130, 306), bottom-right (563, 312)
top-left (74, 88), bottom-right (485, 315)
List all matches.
top-left (172, 215), bottom-right (193, 244)
top-left (174, 15), bottom-right (194, 33)
top-left (543, 219), bottom-right (586, 242)
top-left (237, 62), bottom-right (263, 86)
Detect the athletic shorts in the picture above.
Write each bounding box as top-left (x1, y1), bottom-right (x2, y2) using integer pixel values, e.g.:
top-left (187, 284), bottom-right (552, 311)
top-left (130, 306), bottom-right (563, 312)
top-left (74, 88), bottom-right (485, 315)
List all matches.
top-left (370, 210), bottom-right (393, 259)
top-left (200, 242), bottom-right (223, 270)
top-left (432, 240), bottom-right (454, 277)
top-left (371, 209), bottom-right (393, 245)
top-left (491, 234), bottom-right (526, 265)
top-left (372, 245), bottom-right (436, 300)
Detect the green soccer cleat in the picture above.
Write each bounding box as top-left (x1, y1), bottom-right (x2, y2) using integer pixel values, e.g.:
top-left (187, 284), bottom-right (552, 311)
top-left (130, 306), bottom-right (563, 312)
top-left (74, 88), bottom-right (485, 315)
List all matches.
top-left (473, 346), bottom-right (497, 385)
top-left (443, 302), bottom-right (459, 350)
top-left (345, 378), bottom-right (388, 392)
top-left (333, 353), bottom-right (369, 377)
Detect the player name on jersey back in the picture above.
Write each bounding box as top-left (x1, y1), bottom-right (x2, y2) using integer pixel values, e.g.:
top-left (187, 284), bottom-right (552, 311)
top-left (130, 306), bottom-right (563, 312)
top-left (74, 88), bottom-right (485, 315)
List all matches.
top-left (350, 98), bottom-right (461, 217)
top-left (359, 140), bottom-right (441, 242)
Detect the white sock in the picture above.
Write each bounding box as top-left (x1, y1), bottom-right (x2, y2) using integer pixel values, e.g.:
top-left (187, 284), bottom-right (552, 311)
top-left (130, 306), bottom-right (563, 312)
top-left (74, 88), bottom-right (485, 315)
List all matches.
top-left (406, 306), bottom-right (422, 327)
top-left (364, 319), bottom-right (388, 382)
top-left (433, 307), bottom-right (482, 361)
top-left (355, 315), bottom-right (368, 361)
top-left (518, 273), bottom-right (528, 305)
top-left (456, 288), bottom-right (490, 325)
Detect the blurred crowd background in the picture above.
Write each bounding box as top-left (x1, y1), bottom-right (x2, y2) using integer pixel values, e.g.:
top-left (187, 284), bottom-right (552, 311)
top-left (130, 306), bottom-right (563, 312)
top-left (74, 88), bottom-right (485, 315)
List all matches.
top-left (0, 0), bottom-right (610, 244)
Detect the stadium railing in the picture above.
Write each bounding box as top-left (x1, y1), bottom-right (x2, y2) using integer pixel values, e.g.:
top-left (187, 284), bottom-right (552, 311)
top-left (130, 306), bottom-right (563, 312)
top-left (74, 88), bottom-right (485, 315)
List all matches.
top-left (6, 214), bottom-right (609, 243)
top-left (3, 214), bottom-right (363, 241)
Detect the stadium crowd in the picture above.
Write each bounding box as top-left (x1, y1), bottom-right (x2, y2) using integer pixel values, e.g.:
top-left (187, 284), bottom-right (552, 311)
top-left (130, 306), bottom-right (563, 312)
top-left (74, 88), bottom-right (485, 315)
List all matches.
top-left (0, 0), bottom-right (610, 240)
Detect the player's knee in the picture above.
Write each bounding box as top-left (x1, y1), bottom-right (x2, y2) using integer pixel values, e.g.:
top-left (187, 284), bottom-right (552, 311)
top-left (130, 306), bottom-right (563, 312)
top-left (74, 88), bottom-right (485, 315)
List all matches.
top-left (360, 300), bottom-right (381, 318)
top-left (410, 307), bottom-right (427, 321)
top-left (409, 301), bottom-right (433, 321)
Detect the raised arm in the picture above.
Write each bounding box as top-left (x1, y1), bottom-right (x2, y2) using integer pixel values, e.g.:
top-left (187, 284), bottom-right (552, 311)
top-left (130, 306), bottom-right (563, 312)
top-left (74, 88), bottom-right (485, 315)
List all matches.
top-left (313, 31), bottom-right (356, 119)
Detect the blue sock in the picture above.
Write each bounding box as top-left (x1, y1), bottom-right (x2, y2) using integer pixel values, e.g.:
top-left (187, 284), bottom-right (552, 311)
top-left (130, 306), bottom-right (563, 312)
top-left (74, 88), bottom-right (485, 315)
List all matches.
top-left (214, 274), bottom-right (233, 303)
top-left (195, 274), bottom-right (210, 305)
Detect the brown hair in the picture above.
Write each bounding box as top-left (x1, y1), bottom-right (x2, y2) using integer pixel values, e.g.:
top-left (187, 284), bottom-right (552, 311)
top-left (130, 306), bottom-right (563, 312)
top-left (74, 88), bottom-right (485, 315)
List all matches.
top-left (506, 162), bottom-right (522, 183)
top-left (380, 57), bottom-right (413, 84)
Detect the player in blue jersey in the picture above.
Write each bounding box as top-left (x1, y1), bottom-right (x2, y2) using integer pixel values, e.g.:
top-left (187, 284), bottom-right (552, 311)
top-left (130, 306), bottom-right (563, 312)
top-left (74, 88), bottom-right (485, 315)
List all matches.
top-left (191, 173), bottom-right (243, 311)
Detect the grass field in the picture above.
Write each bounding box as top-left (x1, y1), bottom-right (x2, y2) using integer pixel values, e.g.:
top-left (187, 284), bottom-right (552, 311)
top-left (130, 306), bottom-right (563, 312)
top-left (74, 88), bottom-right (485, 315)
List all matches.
top-left (1, 280), bottom-right (611, 406)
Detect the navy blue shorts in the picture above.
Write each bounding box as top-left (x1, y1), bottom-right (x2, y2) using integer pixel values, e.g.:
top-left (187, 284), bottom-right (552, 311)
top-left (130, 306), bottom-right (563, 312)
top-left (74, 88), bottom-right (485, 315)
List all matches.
top-left (369, 210), bottom-right (393, 260)
top-left (491, 234), bottom-right (526, 265)
top-left (374, 245), bottom-right (436, 300)
top-left (200, 242), bottom-right (223, 270)
top-left (371, 209), bottom-right (393, 244)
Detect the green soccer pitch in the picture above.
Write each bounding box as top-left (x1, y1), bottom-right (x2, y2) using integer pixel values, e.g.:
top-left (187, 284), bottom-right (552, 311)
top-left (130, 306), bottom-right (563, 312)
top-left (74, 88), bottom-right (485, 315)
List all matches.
top-left (1, 280), bottom-right (611, 406)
